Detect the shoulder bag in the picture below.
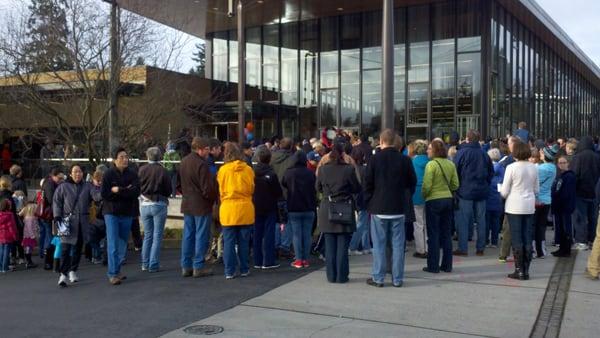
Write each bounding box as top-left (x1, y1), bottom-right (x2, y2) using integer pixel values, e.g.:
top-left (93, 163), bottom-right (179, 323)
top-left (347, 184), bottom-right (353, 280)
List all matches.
top-left (57, 185), bottom-right (84, 237)
top-left (434, 160), bottom-right (459, 210)
top-left (327, 194), bottom-right (355, 225)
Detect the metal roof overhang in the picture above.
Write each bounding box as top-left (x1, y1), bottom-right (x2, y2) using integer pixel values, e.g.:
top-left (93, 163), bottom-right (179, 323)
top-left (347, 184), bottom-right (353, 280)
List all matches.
top-left (110, 0), bottom-right (600, 88)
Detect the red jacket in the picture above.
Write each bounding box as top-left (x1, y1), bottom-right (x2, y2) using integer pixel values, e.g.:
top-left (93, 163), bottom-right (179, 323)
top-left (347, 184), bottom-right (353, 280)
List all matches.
top-left (0, 211), bottom-right (17, 244)
top-left (1, 148), bottom-right (10, 171)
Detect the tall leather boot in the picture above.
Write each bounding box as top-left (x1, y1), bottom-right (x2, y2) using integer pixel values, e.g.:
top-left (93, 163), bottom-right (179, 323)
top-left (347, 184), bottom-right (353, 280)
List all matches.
top-left (44, 245), bottom-right (55, 270)
top-left (522, 247), bottom-right (532, 280)
top-left (508, 248), bottom-right (524, 280)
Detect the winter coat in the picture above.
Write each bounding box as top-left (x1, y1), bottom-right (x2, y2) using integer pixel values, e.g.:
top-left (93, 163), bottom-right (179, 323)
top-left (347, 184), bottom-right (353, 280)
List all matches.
top-left (412, 155), bottom-right (429, 206)
top-left (552, 170), bottom-right (576, 214)
top-left (282, 153), bottom-right (317, 213)
top-left (0, 190), bottom-right (18, 244)
top-left (536, 162), bottom-right (557, 205)
top-left (316, 162), bottom-right (361, 233)
top-left (101, 166), bottom-right (140, 217)
top-left (270, 149), bottom-right (296, 195)
top-left (9, 175), bottom-right (28, 198)
top-left (139, 162), bottom-right (172, 203)
top-left (422, 158), bottom-right (459, 202)
top-left (179, 152), bottom-right (218, 216)
top-left (217, 160), bottom-right (255, 226)
top-left (364, 147), bottom-right (417, 215)
top-left (513, 128), bottom-right (530, 143)
top-left (351, 142), bottom-right (373, 165)
top-left (42, 177), bottom-right (59, 207)
top-left (570, 136), bottom-right (600, 199)
top-left (253, 163), bottom-right (283, 216)
top-left (453, 141), bottom-right (494, 201)
top-left (53, 178), bottom-right (101, 244)
top-left (486, 162), bottom-right (505, 212)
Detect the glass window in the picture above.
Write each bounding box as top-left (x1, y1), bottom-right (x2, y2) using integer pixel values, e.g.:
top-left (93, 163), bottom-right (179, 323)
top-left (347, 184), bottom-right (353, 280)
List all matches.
top-left (394, 7), bottom-right (407, 136)
top-left (263, 24), bottom-right (279, 91)
top-left (229, 30), bottom-right (238, 83)
top-left (246, 27), bottom-right (261, 87)
top-left (281, 22), bottom-right (298, 106)
top-left (362, 10), bottom-right (383, 137)
top-left (212, 31), bottom-right (228, 82)
top-left (299, 19), bottom-right (319, 138)
top-left (431, 2), bottom-right (455, 139)
top-left (340, 14), bottom-right (361, 129)
top-left (457, 0), bottom-right (481, 52)
top-left (320, 16), bottom-right (339, 127)
top-left (407, 5), bottom-right (429, 140)
top-left (457, 52), bottom-right (481, 117)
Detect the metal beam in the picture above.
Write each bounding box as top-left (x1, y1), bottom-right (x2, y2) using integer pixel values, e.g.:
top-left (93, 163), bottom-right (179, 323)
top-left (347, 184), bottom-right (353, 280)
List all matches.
top-left (381, 0), bottom-right (394, 130)
top-left (237, 0), bottom-right (245, 143)
top-left (108, 0), bottom-right (120, 156)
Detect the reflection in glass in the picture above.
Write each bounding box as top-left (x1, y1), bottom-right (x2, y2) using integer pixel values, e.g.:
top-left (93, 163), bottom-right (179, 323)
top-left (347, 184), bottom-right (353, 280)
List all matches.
top-left (457, 52), bottom-right (481, 117)
top-left (320, 17), bottom-right (339, 127)
top-left (457, 0), bottom-right (481, 52)
top-left (263, 24), bottom-right (279, 91)
top-left (281, 22), bottom-right (298, 106)
top-left (229, 30), bottom-right (238, 83)
top-left (431, 2), bottom-right (455, 139)
top-left (246, 27), bottom-right (261, 87)
top-left (212, 32), bottom-right (228, 82)
top-left (340, 14), bottom-right (361, 129)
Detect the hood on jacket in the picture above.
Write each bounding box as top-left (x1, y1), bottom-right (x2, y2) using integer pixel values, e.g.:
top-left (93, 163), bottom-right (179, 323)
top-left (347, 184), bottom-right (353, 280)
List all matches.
top-left (292, 151), bottom-right (308, 167)
top-left (271, 149), bottom-right (292, 165)
top-left (254, 162), bottom-right (274, 177)
top-left (224, 160), bottom-right (249, 172)
top-left (579, 136), bottom-right (595, 152)
top-left (449, 131), bottom-right (460, 145)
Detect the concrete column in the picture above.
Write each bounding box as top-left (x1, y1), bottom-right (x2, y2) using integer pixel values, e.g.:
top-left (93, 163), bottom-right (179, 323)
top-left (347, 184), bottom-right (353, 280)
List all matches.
top-left (237, 0), bottom-right (245, 143)
top-left (381, 0), bottom-right (394, 130)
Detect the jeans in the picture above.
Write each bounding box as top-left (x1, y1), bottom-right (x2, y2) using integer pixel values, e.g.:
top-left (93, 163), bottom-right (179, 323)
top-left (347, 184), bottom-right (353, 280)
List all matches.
top-left (60, 229), bottom-right (83, 274)
top-left (323, 233), bottom-right (350, 283)
top-left (534, 205), bottom-right (550, 256)
top-left (222, 226), bottom-right (253, 277)
top-left (455, 198), bottom-right (487, 252)
top-left (349, 210), bottom-right (371, 252)
top-left (506, 213), bottom-right (534, 252)
top-left (0, 243), bottom-right (10, 271)
top-left (275, 221), bottom-right (292, 252)
top-left (140, 202), bottom-right (168, 271)
top-left (426, 199), bottom-right (453, 272)
top-left (289, 211), bottom-right (315, 261)
top-left (104, 215), bottom-right (133, 278)
top-left (181, 214), bottom-right (212, 270)
top-left (371, 215), bottom-right (406, 285)
top-left (39, 219), bottom-right (52, 257)
top-left (573, 198), bottom-right (598, 244)
top-left (168, 169), bottom-right (178, 198)
top-left (486, 210), bottom-right (501, 246)
top-left (253, 212), bottom-right (277, 267)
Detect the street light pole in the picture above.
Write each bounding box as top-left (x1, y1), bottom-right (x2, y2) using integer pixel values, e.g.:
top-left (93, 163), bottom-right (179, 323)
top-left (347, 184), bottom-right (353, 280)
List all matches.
top-left (108, 0), bottom-right (120, 156)
top-left (381, 0), bottom-right (394, 131)
top-left (237, 0), bottom-right (245, 143)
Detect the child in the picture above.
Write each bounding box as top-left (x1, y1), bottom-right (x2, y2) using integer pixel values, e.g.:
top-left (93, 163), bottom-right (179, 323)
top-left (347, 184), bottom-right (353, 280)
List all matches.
top-left (12, 190), bottom-right (25, 213)
top-left (11, 190), bottom-right (26, 266)
top-left (51, 236), bottom-right (62, 273)
top-left (19, 202), bottom-right (39, 268)
top-left (0, 199), bottom-right (18, 273)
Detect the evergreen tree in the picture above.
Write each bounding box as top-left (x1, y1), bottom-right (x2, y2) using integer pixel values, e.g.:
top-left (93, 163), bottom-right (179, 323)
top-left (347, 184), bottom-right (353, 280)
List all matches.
top-left (135, 56), bottom-right (146, 66)
top-left (22, 0), bottom-right (73, 72)
top-left (188, 42), bottom-right (205, 77)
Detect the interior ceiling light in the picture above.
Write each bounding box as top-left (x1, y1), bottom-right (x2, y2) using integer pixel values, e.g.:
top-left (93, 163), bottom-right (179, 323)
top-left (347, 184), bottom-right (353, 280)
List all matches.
top-left (337, 7), bottom-right (344, 11)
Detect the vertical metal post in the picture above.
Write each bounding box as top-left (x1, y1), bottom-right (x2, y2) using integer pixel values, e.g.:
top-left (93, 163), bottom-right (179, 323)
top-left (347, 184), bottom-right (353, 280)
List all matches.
top-left (237, 0), bottom-right (245, 143)
top-left (381, 0), bottom-right (394, 130)
top-left (108, 0), bottom-right (120, 156)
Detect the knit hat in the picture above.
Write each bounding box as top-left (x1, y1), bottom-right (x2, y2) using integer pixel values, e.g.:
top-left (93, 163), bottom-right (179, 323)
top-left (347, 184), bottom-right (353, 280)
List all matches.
top-left (543, 145), bottom-right (558, 162)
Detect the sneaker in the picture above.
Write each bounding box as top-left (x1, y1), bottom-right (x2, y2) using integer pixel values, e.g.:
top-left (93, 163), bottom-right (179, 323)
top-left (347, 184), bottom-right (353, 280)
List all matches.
top-left (240, 271), bottom-right (250, 277)
top-left (413, 252), bottom-right (428, 259)
top-left (262, 264), bottom-right (280, 270)
top-left (498, 257), bottom-right (507, 263)
top-left (291, 260), bottom-right (303, 269)
top-left (109, 277), bottom-right (121, 285)
top-left (575, 243), bottom-right (589, 251)
top-left (116, 274), bottom-right (127, 280)
top-left (302, 260), bottom-right (310, 268)
top-left (490, 245), bottom-right (498, 248)
top-left (91, 258), bottom-right (103, 265)
top-left (141, 266), bottom-right (148, 272)
top-left (68, 271), bottom-right (79, 283)
top-left (366, 278), bottom-right (384, 288)
top-left (225, 275), bottom-right (235, 280)
top-left (348, 250), bottom-right (363, 256)
top-left (393, 282), bottom-right (403, 288)
top-left (253, 265), bottom-right (262, 269)
top-left (17, 258), bottom-right (25, 265)
top-left (362, 249), bottom-right (372, 255)
top-left (193, 267), bottom-right (214, 278)
top-left (58, 274), bottom-right (68, 287)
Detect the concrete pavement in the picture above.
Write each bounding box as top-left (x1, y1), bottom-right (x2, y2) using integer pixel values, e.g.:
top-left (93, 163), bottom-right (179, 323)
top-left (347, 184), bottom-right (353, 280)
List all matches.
top-left (162, 240), bottom-right (598, 338)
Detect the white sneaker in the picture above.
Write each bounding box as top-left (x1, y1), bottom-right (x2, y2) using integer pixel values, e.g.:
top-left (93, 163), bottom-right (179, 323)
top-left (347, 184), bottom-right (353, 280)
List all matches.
top-left (575, 243), bottom-right (589, 251)
top-left (58, 274), bottom-right (68, 287)
top-left (68, 271), bottom-right (79, 283)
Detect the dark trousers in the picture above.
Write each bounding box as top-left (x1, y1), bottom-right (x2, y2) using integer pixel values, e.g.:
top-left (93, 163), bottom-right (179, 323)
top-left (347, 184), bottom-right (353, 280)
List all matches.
top-left (506, 213), bottom-right (534, 251)
top-left (534, 205), bottom-right (550, 256)
top-left (131, 217), bottom-right (143, 249)
top-left (554, 210), bottom-right (573, 252)
top-left (60, 229), bottom-right (83, 274)
top-left (324, 233), bottom-right (350, 283)
top-left (426, 198), bottom-right (453, 272)
top-left (253, 212), bottom-right (277, 267)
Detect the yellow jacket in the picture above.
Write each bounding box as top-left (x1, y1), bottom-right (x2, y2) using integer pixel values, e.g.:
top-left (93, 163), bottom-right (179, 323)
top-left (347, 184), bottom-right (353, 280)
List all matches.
top-left (217, 160), bottom-right (255, 226)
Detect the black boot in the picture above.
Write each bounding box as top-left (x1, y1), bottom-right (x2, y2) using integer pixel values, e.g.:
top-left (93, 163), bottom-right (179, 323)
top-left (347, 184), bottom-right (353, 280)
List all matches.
top-left (522, 248), bottom-right (532, 280)
top-left (25, 254), bottom-right (37, 269)
top-left (53, 258), bottom-right (61, 273)
top-left (552, 236), bottom-right (572, 257)
top-left (44, 246), bottom-right (55, 270)
top-left (507, 249), bottom-right (525, 280)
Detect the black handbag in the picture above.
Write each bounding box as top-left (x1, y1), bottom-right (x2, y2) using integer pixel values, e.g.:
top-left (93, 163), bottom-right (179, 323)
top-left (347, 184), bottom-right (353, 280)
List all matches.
top-left (434, 160), bottom-right (459, 210)
top-left (327, 195), bottom-right (355, 225)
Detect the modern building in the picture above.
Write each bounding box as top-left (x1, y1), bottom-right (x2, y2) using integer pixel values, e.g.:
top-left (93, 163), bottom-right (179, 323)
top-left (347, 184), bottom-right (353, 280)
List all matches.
top-left (114, 0), bottom-right (600, 141)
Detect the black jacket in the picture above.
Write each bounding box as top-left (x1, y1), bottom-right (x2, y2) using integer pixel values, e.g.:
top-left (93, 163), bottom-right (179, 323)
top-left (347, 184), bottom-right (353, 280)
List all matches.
top-left (552, 170), bottom-right (576, 214)
top-left (42, 177), bottom-right (58, 207)
top-left (570, 136), bottom-right (600, 199)
top-left (253, 163), bottom-right (283, 216)
top-left (101, 166), bottom-right (141, 217)
top-left (282, 153), bottom-right (317, 212)
top-left (364, 147), bottom-right (417, 215)
top-left (316, 162), bottom-right (361, 233)
top-left (9, 175), bottom-right (27, 198)
top-left (139, 162), bottom-right (172, 202)
top-left (351, 142), bottom-right (373, 164)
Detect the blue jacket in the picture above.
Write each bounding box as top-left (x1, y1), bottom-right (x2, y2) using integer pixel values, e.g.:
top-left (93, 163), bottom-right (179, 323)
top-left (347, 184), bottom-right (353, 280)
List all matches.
top-left (514, 129), bottom-right (529, 143)
top-left (412, 155), bottom-right (429, 206)
top-left (552, 170), bottom-right (576, 214)
top-left (486, 162), bottom-right (505, 212)
top-left (537, 163), bottom-right (557, 205)
top-left (453, 142), bottom-right (494, 201)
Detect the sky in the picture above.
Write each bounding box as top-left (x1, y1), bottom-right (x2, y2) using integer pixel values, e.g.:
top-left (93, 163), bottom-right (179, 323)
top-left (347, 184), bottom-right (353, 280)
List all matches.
top-left (0, 0), bottom-right (598, 72)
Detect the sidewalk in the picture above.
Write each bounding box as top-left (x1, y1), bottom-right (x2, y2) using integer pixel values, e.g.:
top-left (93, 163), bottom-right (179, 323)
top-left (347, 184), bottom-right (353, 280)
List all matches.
top-left (161, 239), bottom-right (599, 338)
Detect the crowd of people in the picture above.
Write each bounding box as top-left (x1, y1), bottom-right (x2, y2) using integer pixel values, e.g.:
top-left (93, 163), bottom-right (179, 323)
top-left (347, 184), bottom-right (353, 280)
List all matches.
top-left (1, 122), bottom-right (600, 288)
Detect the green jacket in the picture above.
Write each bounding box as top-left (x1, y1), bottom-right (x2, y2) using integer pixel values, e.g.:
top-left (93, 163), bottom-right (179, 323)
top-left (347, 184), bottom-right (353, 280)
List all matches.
top-left (422, 158), bottom-right (459, 202)
top-left (163, 151), bottom-right (181, 171)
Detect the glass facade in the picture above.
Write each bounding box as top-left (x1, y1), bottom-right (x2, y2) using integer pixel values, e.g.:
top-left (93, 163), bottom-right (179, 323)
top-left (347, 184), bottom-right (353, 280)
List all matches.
top-left (207, 0), bottom-right (600, 140)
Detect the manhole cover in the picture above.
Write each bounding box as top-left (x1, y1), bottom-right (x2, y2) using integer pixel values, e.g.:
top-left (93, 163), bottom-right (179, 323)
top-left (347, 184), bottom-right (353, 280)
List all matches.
top-left (183, 325), bottom-right (224, 335)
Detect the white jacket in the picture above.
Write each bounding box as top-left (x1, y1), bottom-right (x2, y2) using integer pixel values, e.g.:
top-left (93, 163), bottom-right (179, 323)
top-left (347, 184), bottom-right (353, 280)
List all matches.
top-left (500, 161), bottom-right (539, 215)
